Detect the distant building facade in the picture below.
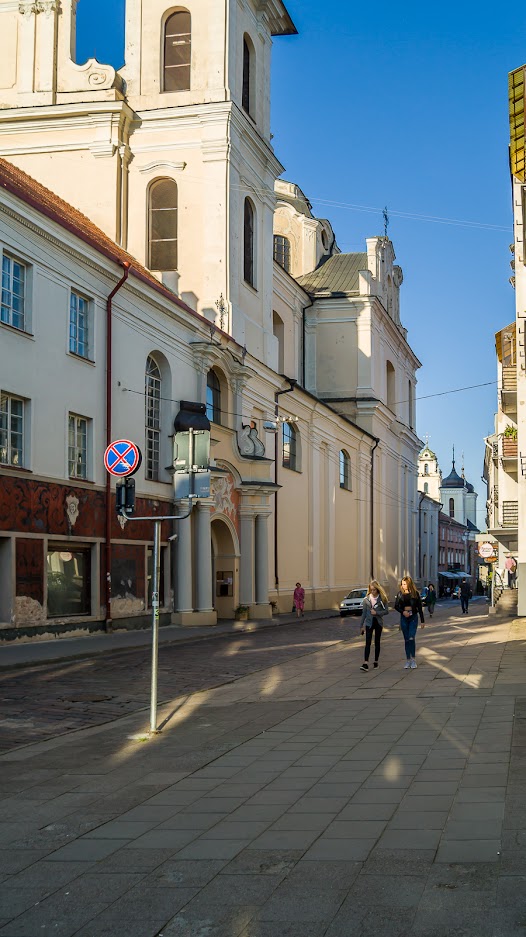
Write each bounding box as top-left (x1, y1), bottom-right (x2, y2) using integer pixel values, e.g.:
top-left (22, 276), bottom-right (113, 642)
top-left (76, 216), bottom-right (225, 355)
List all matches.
top-left (483, 323), bottom-right (518, 592)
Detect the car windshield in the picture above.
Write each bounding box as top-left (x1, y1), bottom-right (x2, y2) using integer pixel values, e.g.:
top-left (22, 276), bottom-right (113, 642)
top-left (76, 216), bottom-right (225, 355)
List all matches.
top-left (346, 589), bottom-right (367, 599)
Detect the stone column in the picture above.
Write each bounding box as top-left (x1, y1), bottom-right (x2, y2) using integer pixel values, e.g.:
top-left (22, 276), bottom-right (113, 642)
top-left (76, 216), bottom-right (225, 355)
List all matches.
top-left (254, 513), bottom-right (271, 616)
top-left (195, 499), bottom-right (214, 613)
top-left (239, 511), bottom-right (255, 607)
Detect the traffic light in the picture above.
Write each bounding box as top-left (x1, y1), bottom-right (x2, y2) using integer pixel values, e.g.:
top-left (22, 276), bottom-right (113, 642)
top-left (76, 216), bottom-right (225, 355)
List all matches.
top-left (116, 477), bottom-right (135, 516)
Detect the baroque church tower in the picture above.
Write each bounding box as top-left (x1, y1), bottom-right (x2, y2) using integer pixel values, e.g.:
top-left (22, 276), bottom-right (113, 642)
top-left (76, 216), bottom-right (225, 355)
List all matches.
top-left (0, 0), bottom-right (296, 362)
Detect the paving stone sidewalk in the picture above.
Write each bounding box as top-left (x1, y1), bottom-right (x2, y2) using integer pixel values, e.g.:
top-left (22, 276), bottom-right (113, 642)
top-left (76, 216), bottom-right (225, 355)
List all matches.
top-left (0, 600), bottom-right (525, 936)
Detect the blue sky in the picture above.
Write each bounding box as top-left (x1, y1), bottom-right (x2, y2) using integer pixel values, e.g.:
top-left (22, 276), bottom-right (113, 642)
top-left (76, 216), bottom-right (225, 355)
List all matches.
top-left (77, 0), bottom-right (526, 525)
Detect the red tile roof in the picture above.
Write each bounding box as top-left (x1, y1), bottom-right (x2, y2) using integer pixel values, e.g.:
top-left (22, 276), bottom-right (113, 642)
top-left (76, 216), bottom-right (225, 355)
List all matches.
top-left (0, 157), bottom-right (202, 322)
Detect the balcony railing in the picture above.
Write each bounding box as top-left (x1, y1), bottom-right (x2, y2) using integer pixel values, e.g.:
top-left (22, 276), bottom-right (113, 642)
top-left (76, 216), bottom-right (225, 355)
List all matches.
top-left (502, 500), bottom-right (518, 527)
top-left (502, 367), bottom-right (517, 391)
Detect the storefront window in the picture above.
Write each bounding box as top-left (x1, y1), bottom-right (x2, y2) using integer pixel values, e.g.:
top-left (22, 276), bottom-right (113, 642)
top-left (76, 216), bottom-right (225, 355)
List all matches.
top-left (47, 547), bottom-right (91, 617)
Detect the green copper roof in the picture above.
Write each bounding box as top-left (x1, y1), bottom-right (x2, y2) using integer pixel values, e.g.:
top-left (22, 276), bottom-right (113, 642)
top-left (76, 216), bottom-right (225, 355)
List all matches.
top-left (297, 253), bottom-right (368, 295)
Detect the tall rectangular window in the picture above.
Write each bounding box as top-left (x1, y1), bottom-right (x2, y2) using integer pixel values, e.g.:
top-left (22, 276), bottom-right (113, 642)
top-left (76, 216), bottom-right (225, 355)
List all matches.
top-left (145, 356), bottom-right (161, 480)
top-left (68, 414), bottom-right (88, 479)
top-left (1, 254), bottom-right (26, 330)
top-left (273, 235), bottom-right (291, 273)
top-left (69, 291), bottom-right (89, 358)
top-left (0, 392), bottom-right (24, 467)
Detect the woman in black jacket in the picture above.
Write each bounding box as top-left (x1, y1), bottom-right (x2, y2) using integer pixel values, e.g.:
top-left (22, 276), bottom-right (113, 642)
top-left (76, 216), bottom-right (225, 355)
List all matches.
top-left (394, 576), bottom-right (425, 670)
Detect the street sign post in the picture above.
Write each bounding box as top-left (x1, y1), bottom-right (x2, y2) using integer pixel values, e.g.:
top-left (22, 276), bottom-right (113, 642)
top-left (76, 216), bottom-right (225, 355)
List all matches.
top-left (104, 439), bottom-right (142, 477)
top-left (104, 437), bottom-right (200, 735)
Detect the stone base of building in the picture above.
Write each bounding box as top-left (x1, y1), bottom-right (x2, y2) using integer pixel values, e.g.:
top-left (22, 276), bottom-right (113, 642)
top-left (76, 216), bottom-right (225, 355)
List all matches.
top-left (249, 603), bottom-right (272, 620)
top-left (171, 610), bottom-right (218, 627)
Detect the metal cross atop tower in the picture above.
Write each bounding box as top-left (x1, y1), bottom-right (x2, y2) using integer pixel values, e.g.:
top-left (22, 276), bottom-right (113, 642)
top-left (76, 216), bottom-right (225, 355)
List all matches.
top-left (383, 206), bottom-right (389, 237)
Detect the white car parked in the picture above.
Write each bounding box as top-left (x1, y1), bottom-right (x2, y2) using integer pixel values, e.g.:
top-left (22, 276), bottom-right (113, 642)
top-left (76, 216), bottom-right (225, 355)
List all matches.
top-left (339, 588), bottom-right (368, 617)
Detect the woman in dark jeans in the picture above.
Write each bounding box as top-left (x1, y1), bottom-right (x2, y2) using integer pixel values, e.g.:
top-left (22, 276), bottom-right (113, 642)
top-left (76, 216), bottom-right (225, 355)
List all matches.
top-left (359, 580), bottom-right (389, 671)
top-left (394, 576), bottom-right (425, 670)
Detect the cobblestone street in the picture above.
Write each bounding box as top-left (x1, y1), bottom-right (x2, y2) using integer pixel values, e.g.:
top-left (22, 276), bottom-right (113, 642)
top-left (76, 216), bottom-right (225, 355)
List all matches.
top-left (1, 598), bottom-right (526, 936)
top-left (0, 617), bottom-right (350, 753)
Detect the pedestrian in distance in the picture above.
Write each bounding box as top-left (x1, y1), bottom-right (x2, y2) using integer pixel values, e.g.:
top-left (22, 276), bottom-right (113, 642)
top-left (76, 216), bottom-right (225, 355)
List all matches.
top-left (505, 554), bottom-right (517, 589)
top-left (293, 582), bottom-right (305, 618)
top-left (459, 577), bottom-right (472, 614)
top-left (426, 583), bottom-right (437, 618)
top-left (394, 575), bottom-right (425, 670)
top-left (359, 580), bottom-right (389, 671)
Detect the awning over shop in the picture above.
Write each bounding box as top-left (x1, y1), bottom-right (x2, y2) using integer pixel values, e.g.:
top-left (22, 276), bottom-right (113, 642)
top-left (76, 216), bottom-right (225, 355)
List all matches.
top-left (439, 571), bottom-right (469, 580)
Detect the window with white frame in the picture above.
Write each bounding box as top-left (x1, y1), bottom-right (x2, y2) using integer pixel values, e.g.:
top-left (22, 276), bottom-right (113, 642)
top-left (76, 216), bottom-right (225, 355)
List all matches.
top-left (145, 355), bottom-right (161, 480)
top-left (282, 422), bottom-right (298, 471)
top-left (1, 254), bottom-right (26, 331)
top-left (68, 414), bottom-right (88, 479)
top-left (0, 392), bottom-right (24, 467)
top-left (69, 291), bottom-right (90, 358)
top-left (339, 450), bottom-right (352, 490)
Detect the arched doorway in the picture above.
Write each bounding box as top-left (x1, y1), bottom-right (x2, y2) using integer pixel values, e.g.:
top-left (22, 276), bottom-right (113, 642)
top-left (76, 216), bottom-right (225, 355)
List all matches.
top-left (211, 516), bottom-right (239, 619)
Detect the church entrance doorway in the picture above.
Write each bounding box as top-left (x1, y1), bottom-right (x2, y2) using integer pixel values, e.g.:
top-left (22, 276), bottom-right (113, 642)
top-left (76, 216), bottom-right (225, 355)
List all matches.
top-left (211, 517), bottom-right (238, 619)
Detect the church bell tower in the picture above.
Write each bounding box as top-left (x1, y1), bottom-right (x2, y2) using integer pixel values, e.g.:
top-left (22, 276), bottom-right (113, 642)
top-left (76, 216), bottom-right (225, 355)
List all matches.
top-left (0, 0), bottom-right (297, 363)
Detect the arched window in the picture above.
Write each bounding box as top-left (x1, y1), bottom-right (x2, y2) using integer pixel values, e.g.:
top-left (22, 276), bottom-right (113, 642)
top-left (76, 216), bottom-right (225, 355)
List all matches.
top-left (206, 370), bottom-right (221, 425)
top-left (424, 463), bottom-right (429, 475)
top-left (449, 497), bottom-right (455, 518)
top-left (339, 450), bottom-right (351, 490)
top-left (242, 35), bottom-right (253, 116)
top-left (163, 9), bottom-right (191, 92)
top-left (282, 422), bottom-right (297, 471)
top-left (244, 198), bottom-right (255, 286)
top-left (273, 235), bottom-right (291, 273)
top-left (386, 360), bottom-right (396, 411)
top-left (145, 355), bottom-right (161, 480)
top-left (148, 178), bottom-right (178, 271)
top-left (424, 482), bottom-right (429, 494)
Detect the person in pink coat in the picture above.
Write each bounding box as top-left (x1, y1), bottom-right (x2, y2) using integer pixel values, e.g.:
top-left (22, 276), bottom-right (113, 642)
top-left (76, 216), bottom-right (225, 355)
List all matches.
top-left (293, 582), bottom-right (305, 617)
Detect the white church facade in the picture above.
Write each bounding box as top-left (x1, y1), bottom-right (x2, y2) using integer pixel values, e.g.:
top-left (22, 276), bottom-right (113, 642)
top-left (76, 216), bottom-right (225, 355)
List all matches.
top-left (0, 0), bottom-right (423, 638)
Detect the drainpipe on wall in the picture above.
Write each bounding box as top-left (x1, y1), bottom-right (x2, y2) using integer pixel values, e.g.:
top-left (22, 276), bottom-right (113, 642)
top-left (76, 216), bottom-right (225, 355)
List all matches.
top-left (370, 438), bottom-right (380, 581)
top-left (418, 490), bottom-right (426, 580)
top-left (104, 262), bottom-right (130, 631)
top-left (274, 378), bottom-right (296, 593)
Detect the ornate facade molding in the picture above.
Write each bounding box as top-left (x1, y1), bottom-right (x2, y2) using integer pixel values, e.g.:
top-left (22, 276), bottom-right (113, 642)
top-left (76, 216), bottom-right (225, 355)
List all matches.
top-left (36, 0), bottom-right (59, 15)
top-left (138, 160), bottom-right (187, 175)
top-left (18, 1), bottom-right (37, 15)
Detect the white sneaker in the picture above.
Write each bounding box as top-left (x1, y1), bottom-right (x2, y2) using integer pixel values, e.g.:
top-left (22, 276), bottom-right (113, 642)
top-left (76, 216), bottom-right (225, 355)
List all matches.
top-left (404, 661), bottom-right (411, 669)
top-left (410, 659), bottom-right (417, 669)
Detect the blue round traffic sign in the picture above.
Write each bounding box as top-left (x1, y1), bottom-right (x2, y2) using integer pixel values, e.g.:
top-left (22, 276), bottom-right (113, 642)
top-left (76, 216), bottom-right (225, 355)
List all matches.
top-left (104, 439), bottom-right (142, 477)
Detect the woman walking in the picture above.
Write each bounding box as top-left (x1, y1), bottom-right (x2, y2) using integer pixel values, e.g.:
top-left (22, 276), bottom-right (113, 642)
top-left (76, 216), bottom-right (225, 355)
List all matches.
top-left (293, 582), bottom-right (305, 618)
top-left (359, 580), bottom-right (389, 671)
top-left (426, 583), bottom-right (437, 618)
top-left (394, 576), bottom-right (425, 669)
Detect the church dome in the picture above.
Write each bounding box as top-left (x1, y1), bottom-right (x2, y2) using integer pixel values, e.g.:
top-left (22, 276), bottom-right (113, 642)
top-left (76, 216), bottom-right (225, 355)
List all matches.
top-left (441, 462), bottom-right (465, 489)
top-left (465, 480), bottom-right (475, 493)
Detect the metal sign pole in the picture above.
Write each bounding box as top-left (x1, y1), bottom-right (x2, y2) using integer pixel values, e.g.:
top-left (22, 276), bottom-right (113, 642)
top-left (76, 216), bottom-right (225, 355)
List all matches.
top-left (150, 519), bottom-right (161, 734)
